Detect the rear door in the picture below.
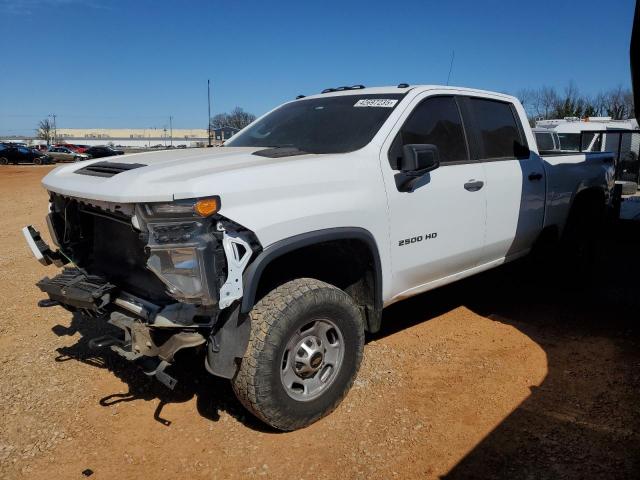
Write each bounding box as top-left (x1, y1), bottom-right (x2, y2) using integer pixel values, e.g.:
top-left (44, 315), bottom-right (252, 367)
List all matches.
top-left (380, 93), bottom-right (487, 299)
top-left (461, 97), bottom-right (545, 261)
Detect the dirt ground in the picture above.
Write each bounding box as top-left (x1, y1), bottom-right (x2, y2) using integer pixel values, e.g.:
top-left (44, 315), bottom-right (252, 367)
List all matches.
top-left (1, 165), bottom-right (639, 479)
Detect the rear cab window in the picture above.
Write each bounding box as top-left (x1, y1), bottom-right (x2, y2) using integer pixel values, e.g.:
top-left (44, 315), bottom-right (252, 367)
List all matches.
top-left (535, 131), bottom-right (555, 151)
top-left (466, 97), bottom-right (529, 160)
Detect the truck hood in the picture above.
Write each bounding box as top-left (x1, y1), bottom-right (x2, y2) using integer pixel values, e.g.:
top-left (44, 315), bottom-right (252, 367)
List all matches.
top-left (41, 145), bottom-right (386, 253)
top-left (42, 147), bottom-right (318, 203)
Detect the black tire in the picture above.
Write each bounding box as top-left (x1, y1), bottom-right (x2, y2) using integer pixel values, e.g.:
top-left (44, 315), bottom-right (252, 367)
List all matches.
top-left (34, 157), bottom-right (42, 166)
top-left (232, 278), bottom-right (364, 431)
top-left (0, 157), bottom-right (7, 165)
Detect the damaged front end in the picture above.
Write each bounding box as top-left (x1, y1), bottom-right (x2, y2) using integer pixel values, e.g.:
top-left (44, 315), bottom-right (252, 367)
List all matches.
top-left (24, 193), bottom-right (259, 389)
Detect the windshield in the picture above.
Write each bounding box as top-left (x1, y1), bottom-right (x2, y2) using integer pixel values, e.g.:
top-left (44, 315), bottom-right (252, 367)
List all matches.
top-left (226, 94), bottom-right (405, 154)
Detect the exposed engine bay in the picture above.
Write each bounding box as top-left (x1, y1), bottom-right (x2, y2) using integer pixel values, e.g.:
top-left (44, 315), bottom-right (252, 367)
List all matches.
top-left (25, 192), bottom-right (260, 388)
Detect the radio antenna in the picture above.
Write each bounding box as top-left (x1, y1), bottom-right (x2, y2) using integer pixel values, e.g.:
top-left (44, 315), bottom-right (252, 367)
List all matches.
top-left (446, 50), bottom-right (455, 85)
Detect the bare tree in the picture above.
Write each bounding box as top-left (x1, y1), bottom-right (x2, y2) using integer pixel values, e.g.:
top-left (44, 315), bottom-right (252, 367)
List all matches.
top-left (210, 107), bottom-right (256, 131)
top-left (36, 119), bottom-right (54, 145)
top-left (518, 83), bottom-right (634, 122)
top-left (551, 82), bottom-right (586, 118)
top-left (516, 88), bottom-right (535, 118)
top-left (536, 86), bottom-right (559, 119)
top-left (600, 86), bottom-right (633, 119)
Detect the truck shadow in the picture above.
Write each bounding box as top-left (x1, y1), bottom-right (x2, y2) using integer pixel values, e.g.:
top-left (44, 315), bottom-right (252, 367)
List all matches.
top-left (52, 315), bottom-right (273, 432)
top-left (374, 219), bottom-right (640, 479)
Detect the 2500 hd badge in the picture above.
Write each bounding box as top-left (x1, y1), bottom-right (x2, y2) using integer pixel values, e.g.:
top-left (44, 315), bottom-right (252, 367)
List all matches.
top-left (398, 233), bottom-right (438, 247)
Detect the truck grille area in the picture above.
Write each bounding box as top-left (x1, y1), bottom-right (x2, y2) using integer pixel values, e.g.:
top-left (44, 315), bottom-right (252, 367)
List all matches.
top-left (89, 213), bottom-right (172, 303)
top-left (48, 195), bottom-right (173, 305)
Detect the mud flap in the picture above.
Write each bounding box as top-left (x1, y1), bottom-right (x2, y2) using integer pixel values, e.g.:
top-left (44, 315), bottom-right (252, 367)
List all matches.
top-left (205, 305), bottom-right (251, 379)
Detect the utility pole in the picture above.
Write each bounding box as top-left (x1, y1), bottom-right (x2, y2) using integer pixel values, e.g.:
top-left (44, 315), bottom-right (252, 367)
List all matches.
top-left (49, 114), bottom-right (57, 144)
top-left (207, 79), bottom-right (212, 147)
top-left (169, 116), bottom-right (173, 147)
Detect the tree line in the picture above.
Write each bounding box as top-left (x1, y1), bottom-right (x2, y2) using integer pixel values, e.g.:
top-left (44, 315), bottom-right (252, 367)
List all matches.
top-left (517, 83), bottom-right (634, 123)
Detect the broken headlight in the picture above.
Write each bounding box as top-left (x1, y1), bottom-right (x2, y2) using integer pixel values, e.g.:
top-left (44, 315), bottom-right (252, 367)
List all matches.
top-left (146, 244), bottom-right (214, 304)
top-left (136, 200), bottom-right (221, 306)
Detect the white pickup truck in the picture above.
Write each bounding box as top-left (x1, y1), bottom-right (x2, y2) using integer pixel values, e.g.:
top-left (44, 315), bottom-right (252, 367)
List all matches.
top-left (24, 84), bottom-right (615, 430)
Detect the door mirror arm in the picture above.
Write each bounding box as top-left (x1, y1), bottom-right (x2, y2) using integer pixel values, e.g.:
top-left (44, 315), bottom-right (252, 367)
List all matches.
top-left (395, 144), bottom-right (441, 192)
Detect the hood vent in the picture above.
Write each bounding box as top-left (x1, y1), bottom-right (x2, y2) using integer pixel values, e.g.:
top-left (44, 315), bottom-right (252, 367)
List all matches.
top-left (75, 161), bottom-right (147, 178)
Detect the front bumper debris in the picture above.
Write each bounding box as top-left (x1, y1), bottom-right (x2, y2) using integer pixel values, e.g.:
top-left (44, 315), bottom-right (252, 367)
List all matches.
top-left (22, 225), bottom-right (68, 267)
top-left (89, 311), bottom-right (206, 389)
top-left (36, 268), bottom-right (116, 312)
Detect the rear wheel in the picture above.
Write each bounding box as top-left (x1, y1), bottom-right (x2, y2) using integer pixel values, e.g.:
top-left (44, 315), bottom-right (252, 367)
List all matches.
top-left (232, 278), bottom-right (364, 431)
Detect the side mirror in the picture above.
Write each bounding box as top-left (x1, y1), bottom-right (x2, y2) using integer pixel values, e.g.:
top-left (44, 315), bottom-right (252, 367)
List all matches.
top-left (400, 144), bottom-right (440, 173)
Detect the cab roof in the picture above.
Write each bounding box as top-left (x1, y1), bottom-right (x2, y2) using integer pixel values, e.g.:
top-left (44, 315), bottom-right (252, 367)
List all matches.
top-left (300, 85), bottom-right (516, 102)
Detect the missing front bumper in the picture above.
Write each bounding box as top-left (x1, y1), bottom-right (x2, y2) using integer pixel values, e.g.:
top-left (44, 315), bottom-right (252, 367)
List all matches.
top-left (89, 311), bottom-right (206, 389)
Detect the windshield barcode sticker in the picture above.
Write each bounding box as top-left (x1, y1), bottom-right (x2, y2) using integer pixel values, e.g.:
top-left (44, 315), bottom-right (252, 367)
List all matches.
top-left (354, 99), bottom-right (398, 108)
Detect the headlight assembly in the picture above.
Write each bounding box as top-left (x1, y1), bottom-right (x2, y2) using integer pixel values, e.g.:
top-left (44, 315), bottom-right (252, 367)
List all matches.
top-left (143, 196), bottom-right (220, 218)
top-left (147, 246), bottom-right (213, 304)
top-left (135, 197), bottom-right (223, 306)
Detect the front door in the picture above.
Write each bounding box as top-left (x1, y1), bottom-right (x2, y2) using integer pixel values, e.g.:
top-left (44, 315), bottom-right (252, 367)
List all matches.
top-left (380, 94), bottom-right (487, 301)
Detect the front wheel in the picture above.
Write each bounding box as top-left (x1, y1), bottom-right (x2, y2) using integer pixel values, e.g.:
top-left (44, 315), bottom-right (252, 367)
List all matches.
top-left (232, 278), bottom-right (364, 431)
top-left (0, 157), bottom-right (8, 165)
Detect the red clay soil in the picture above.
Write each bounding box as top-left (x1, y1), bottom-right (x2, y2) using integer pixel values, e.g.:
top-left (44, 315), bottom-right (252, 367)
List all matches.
top-left (1, 165), bottom-right (638, 479)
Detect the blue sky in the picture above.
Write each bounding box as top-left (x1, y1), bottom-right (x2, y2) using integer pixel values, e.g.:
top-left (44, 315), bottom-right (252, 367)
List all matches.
top-left (0, 0), bottom-right (635, 135)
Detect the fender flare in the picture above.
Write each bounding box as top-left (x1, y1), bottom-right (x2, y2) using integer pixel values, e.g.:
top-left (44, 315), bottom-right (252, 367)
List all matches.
top-left (240, 227), bottom-right (384, 330)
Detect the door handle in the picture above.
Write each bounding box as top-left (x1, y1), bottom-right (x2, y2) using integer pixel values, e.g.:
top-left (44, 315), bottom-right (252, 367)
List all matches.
top-left (464, 180), bottom-right (484, 192)
top-left (528, 172), bottom-right (543, 181)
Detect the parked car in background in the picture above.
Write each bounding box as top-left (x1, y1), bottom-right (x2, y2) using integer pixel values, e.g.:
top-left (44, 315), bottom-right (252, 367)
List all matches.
top-left (83, 145), bottom-right (125, 158)
top-left (54, 144), bottom-right (91, 154)
top-left (48, 146), bottom-right (91, 163)
top-left (0, 143), bottom-right (54, 165)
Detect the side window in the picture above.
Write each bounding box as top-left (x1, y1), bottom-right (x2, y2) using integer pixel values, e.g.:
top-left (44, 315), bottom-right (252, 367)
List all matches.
top-left (469, 98), bottom-right (528, 159)
top-left (388, 96), bottom-right (468, 169)
top-left (535, 132), bottom-right (554, 151)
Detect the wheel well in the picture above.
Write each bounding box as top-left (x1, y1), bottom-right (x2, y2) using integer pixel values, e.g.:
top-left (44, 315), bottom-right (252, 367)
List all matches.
top-left (573, 187), bottom-right (605, 211)
top-left (242, 231), bottom-right (382, 333)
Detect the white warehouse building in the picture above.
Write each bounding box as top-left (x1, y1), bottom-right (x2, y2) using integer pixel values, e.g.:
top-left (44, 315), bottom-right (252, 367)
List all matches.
top-left (38, 127), bottom-right (239, 148)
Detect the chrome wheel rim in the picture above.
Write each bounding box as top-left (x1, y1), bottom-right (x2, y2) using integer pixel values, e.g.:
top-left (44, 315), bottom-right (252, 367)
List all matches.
top-left (280, 318), bottom-right (344, 402)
